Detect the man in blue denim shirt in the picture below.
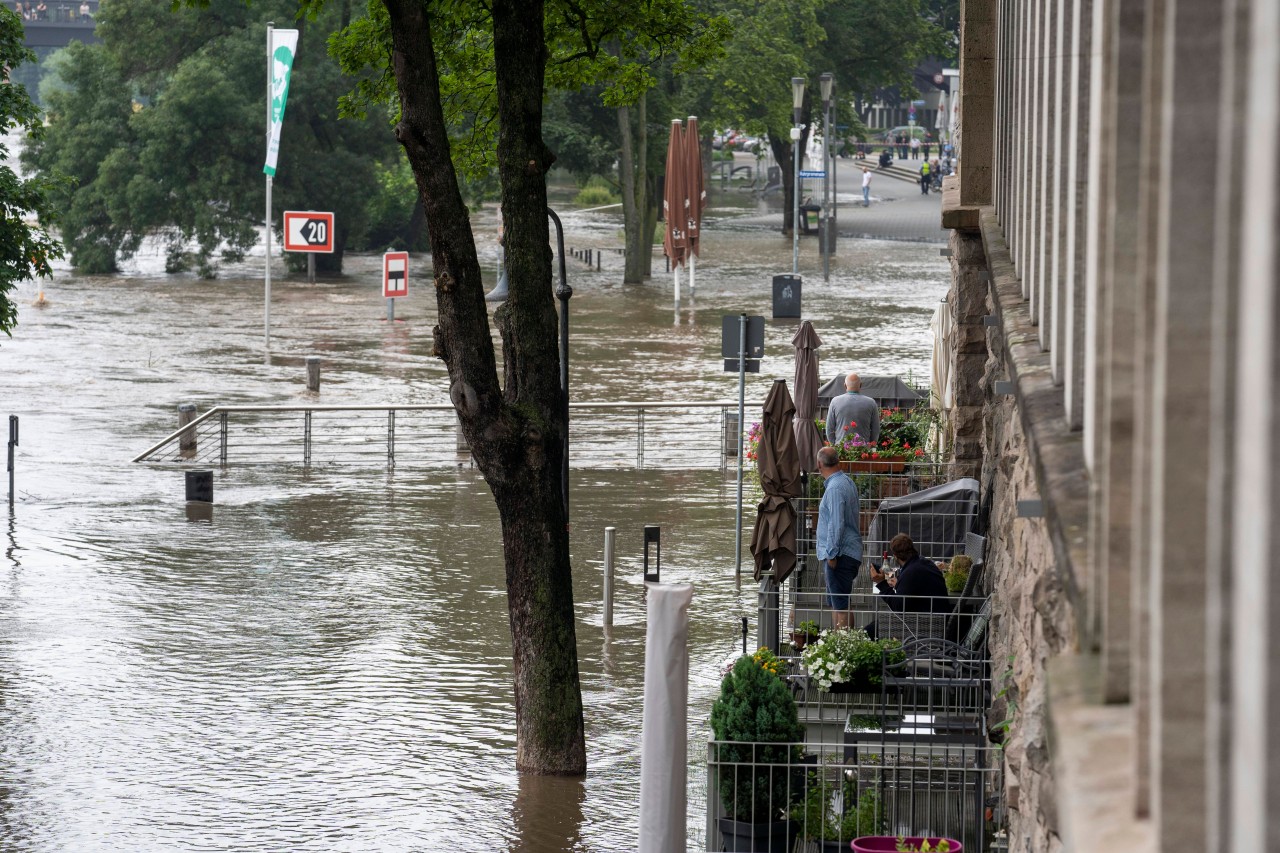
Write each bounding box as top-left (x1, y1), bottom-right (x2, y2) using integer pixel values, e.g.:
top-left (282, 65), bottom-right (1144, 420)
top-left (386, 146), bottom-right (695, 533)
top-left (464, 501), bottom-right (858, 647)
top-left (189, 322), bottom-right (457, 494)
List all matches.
top-left (815, 446), bottom-right (863, 628)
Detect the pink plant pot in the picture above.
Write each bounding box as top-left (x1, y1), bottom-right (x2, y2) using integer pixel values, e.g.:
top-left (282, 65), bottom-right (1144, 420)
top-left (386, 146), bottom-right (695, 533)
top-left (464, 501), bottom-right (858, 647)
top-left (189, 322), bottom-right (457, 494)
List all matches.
top-left (850, 837), bottom-right (963, 853)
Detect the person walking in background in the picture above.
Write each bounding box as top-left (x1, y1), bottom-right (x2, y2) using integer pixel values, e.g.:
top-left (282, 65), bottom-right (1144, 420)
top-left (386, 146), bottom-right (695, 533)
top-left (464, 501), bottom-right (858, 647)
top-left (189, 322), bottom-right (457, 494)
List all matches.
top-left (897, 134), bottom-right (908, 159)
top-left (861, 167), bottom-right (872, 207)
top-left (816, 446), bottom-right (863, 629)
top-left (826, 371), bottom-right (880, 445)
top-left (919, 160), bottom-right (932, 195)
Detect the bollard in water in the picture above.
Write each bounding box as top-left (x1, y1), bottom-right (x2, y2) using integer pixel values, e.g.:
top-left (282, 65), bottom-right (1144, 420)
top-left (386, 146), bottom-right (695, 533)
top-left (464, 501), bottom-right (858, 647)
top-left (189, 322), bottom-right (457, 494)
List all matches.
top-left (603, 526), bottom-right (616, 627)
top-left (7, 415), bottom-right (16, 510)
top-left (643, 525), bottom-right (661, 583)
top-left (741, 617), bottom-right (748, 655)
top-left (455, 413), bottom-right (469, 454)
top-left (178, 403), bottom-right (197, 458)
top-left (723, 410), bottom-right (740, 457)
top-left (305, 357), bottom-right (321, 393)
top-left (185, 470), bottom-right (213, 503)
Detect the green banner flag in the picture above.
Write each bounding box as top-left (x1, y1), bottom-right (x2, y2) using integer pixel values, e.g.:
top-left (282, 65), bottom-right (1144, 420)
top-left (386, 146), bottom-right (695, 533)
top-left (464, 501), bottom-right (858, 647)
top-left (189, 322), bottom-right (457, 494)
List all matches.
top-left (264, 29), bottom-right (298, 177)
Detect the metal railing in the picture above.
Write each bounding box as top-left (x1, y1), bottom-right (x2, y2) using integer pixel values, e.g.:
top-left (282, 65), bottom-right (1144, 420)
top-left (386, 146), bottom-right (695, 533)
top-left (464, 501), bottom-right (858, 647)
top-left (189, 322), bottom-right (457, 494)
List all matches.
top-left (132, 401), bottom-right (762, 470)
top-left (705, 739), bottom-right (1000, 853)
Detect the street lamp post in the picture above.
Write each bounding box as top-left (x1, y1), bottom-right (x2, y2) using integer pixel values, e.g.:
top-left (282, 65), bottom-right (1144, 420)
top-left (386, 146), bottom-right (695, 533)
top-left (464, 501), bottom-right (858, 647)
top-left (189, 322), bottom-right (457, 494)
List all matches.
top-left (819, 72), bottom-right (833, 282)
top-left (791, 76), bottom-right (805, 277)
top-left (484, 208), bottom-right (573, 523)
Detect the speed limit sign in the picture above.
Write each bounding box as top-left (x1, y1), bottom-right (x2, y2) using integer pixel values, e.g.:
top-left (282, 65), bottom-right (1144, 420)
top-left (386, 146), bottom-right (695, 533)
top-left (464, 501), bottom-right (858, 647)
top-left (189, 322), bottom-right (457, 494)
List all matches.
top-left (283, 211), bottom-right (335, 253)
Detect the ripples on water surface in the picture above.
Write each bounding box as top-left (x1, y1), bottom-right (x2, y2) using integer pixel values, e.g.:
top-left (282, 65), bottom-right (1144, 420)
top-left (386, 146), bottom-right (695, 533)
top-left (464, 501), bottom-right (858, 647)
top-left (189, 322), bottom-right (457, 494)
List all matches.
top-left (1, 201), bottom-right (947, 850)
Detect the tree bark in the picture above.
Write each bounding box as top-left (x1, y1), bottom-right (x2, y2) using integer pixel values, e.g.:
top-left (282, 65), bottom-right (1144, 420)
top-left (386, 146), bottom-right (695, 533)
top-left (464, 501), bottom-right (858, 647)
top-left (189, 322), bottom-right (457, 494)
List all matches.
top-left (771, 123), bottom-right (811, 238)
top-left (636, 90), bottom-right (652, 278)
top-left (382, 0), bottom-right (586, 776)
top-left (617, 104), bottom-right (643, 283)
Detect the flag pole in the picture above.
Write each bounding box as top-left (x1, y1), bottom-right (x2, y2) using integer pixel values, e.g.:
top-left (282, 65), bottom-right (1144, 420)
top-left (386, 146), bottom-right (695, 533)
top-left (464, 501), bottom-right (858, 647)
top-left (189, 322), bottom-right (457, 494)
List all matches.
top-left (264, 22), bottom-right (273, 353)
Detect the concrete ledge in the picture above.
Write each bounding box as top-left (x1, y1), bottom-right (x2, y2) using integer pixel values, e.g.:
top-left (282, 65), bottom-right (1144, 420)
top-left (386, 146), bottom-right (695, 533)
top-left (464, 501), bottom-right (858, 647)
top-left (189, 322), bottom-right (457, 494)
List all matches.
top-left (1047, 653), bottom-right (1155, 852)
top-left (941, 176), bottom-right (982, 231)
top-left (978, 206), bottom-right (1090, 625)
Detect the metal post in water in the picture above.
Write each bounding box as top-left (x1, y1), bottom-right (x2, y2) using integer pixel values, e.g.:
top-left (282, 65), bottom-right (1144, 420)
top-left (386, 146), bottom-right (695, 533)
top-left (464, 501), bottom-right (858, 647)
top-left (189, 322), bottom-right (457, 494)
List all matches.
top-left (264, 23), bottom-right (274, 353)
top-left (307, 253), bottom-right (315, 284)
top-left (178, 403), bottom-right (197, 458)
top-left (740, 616), bottom-right (748, 655)
top-left (603, 526), bottom-right (616, 627)
top-left (7, 416), bottom-right (16, 511)
top-left (734, 313), bottom-right (746, 578)
top-left (305, 357), bottom-right (321, 393)
top-left (386, 297), bottom-right (394, 322)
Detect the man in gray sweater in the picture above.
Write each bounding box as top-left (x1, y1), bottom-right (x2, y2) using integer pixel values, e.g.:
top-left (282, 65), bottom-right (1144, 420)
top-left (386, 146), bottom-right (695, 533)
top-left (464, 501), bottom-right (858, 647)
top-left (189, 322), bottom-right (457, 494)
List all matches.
top-left (825, 372), bottom-right (880, 446)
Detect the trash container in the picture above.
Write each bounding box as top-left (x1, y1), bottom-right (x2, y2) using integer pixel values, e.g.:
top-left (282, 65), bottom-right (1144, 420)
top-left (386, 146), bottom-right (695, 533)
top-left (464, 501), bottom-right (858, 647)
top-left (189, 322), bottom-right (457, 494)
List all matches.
top-left (799, 202), bottom-right (820, 235)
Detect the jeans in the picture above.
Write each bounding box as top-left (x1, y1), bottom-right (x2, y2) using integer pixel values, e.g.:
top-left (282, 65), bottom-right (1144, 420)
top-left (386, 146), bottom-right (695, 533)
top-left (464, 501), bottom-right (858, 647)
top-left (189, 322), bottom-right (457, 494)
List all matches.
top-left (862, 186), bottom-right (870, 207)
top-left (824, 555), bottom-right (862, 610)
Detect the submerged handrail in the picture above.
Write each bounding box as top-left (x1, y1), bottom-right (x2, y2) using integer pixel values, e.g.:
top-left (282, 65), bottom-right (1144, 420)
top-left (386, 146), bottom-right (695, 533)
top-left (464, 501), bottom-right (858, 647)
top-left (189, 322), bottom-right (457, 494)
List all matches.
top-left (132, 400), bottom-right (763, 464)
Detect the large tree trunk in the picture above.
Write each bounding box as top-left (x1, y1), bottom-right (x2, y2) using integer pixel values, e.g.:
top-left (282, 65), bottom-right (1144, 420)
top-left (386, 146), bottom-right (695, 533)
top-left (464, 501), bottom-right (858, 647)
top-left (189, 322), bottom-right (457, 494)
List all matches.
top-left (383, 0), bottom-right (586, 776)
top-left (770, 135), bottom-right (796, 237)
top-left (636, 90), bottom-right (652, 278)
top-left (770, 123), bottom-right (812, 238)
top-left (617, 104), bottom-right (643, 283)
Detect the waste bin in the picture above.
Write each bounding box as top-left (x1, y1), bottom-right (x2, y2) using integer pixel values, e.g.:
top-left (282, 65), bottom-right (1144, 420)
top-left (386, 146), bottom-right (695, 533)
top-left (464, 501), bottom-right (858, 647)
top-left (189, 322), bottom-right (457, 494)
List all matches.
top-left (799, 202), bottom-right (820, 235)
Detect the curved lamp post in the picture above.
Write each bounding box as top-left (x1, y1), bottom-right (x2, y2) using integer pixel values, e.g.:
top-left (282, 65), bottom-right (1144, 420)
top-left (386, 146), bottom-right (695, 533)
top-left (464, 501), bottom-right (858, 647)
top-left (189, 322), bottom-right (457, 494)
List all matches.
top-left (791, 76), bottom-right (805, 276)
top-left (485, 208), bottom-right (572, 522)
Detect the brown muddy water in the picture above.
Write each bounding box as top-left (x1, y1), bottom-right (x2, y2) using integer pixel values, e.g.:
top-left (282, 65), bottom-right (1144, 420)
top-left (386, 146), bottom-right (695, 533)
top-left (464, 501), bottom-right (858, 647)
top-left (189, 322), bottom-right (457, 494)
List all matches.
top-left (0, 190), bottom-right (947, 851)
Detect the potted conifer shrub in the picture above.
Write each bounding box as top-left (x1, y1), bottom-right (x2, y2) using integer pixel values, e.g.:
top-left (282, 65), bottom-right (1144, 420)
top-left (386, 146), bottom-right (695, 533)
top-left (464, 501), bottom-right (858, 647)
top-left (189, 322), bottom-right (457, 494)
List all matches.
top-left (710, 652), bottom-right (806, 852)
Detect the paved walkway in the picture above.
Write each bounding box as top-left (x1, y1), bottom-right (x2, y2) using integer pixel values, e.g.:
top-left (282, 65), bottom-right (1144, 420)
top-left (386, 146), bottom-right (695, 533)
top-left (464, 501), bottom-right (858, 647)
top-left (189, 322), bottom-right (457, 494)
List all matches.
top-left (717, 151), bottom-right (949, 244)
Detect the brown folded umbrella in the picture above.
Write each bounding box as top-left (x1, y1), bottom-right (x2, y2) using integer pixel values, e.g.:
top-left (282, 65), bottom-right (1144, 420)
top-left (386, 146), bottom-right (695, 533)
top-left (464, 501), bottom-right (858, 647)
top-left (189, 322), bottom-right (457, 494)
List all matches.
top-left (792, 320), bottom-right (824, 472)
top-left (662, 119), bottom-right (688, 269)
top-left (684, 115), bottom-right (705, 259)
top-left (750, 379), bottom-right (802, 583)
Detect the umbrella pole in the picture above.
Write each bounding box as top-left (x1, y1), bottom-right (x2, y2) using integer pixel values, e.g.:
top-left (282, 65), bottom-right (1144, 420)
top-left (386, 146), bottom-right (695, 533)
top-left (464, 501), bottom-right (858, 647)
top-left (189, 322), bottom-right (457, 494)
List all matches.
top-left (673, 264), bottom-right (681, 309)
top-left (689, 253), bottom-right (696, 297)
top-left (735, 314), bottom-right (746, 578)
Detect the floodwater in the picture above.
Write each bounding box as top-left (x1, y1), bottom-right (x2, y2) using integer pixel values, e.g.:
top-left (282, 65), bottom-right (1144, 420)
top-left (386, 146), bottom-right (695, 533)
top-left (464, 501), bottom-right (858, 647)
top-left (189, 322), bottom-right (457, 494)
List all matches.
top-left (0, 188), bottom-right (947, 851)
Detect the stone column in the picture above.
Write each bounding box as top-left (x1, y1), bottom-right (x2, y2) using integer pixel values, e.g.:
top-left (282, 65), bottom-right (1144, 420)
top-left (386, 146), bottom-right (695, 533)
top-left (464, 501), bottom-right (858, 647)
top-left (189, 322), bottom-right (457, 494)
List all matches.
top-left (1147, 0), bottom-right (1227, 841)
top-left (960, 0), bottom-right (997, 207)
top-left (1063, 0), bottom-right (1093, 430)
top-left (1230, 4), bottom-right (1279, 844)
top-left (1206, 0), bottom-right (1250, 847)
top-left (949, 230), bottom-right (988, 480)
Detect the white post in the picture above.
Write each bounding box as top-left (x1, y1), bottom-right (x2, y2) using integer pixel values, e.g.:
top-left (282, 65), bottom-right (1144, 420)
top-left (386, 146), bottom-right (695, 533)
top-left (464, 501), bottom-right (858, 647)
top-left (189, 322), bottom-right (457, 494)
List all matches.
top-left (637, 583), bottom-right (692, 853)
top-left (672, 264), bottom-right (681, 308)
top-left (735, 314), bottom-right (746, 578)
top-left (264, 23), bottom-right (273, 352)
top-left (688, 253), bottom-right (696, 297)
top-left (603, 527), bottom-right (616, 627)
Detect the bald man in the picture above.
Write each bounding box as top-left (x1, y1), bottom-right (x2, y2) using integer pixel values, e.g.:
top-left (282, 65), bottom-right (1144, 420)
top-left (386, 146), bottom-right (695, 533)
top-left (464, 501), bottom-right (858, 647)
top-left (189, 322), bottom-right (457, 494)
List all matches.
top-left (825, 372), bottom-right (880, 446)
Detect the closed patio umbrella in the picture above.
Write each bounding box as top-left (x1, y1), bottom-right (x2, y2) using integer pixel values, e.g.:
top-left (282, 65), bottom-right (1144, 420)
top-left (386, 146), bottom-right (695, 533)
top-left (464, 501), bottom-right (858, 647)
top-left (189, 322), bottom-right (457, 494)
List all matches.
top-left (750, 379), bottom-right (802, 583)
top-left (663, 120), bottom-right (688, 305)
top-left (684, 116), bottom-right (706, 296)
top-left (792, 320), bottom-right (823, 472)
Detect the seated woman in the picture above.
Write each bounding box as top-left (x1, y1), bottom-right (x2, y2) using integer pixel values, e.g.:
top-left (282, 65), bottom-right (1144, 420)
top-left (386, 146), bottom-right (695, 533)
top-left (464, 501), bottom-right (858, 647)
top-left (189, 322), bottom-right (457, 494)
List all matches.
top-left (867, 532), bottom-right (952, 614)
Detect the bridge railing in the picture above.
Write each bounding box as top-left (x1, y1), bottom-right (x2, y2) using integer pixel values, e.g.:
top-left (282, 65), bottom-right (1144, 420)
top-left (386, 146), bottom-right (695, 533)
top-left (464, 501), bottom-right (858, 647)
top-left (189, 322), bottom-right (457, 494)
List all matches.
top-left (132, 401), bottom-right (763, 470)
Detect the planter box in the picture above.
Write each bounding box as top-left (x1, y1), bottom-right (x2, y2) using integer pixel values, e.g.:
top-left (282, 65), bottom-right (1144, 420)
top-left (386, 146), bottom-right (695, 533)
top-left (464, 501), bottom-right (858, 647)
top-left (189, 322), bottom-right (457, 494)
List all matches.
top-left (840, 457), bottom-right (907, 474)
top-left (716, 817), bottom-right (798, 852)
top-left (852, 837), bottom-right (963, 853)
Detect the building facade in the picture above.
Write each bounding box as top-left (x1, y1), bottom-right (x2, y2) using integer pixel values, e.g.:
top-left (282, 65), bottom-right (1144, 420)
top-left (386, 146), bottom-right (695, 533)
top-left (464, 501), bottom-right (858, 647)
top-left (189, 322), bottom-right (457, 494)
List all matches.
top-left (943, 0), bottom-right (1277, 849)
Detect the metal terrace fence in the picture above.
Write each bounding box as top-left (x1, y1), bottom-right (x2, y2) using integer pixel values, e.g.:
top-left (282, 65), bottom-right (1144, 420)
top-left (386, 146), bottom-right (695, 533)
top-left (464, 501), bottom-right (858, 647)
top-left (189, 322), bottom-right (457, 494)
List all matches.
top-left (132, 402), bottom-right (762, 470)
top-left (705, 740), bottom-right (1000, 852)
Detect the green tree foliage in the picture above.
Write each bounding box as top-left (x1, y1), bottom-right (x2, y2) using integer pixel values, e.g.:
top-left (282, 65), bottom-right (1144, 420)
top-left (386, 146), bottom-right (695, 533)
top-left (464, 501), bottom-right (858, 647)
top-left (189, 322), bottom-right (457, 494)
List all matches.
top-left (0, 7), bottom-right (62, 335)
top-left (24, 0), bottom-right (400, 275)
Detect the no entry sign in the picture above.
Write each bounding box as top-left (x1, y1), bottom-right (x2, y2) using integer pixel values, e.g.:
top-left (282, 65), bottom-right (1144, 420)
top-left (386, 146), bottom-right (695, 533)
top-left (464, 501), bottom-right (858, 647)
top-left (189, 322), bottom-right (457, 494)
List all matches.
top-left (283, 211), bottom-right (335, 253)
top-left (383, 251), bottom-right (409, 298)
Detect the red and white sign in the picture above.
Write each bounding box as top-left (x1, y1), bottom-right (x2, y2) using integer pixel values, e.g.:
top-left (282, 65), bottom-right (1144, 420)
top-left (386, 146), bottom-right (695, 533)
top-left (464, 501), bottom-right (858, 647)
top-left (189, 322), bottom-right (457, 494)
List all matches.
top-left (383, 251), bottom-right (409, 298)
top-left (283, 211), bottom-right (335, 253)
